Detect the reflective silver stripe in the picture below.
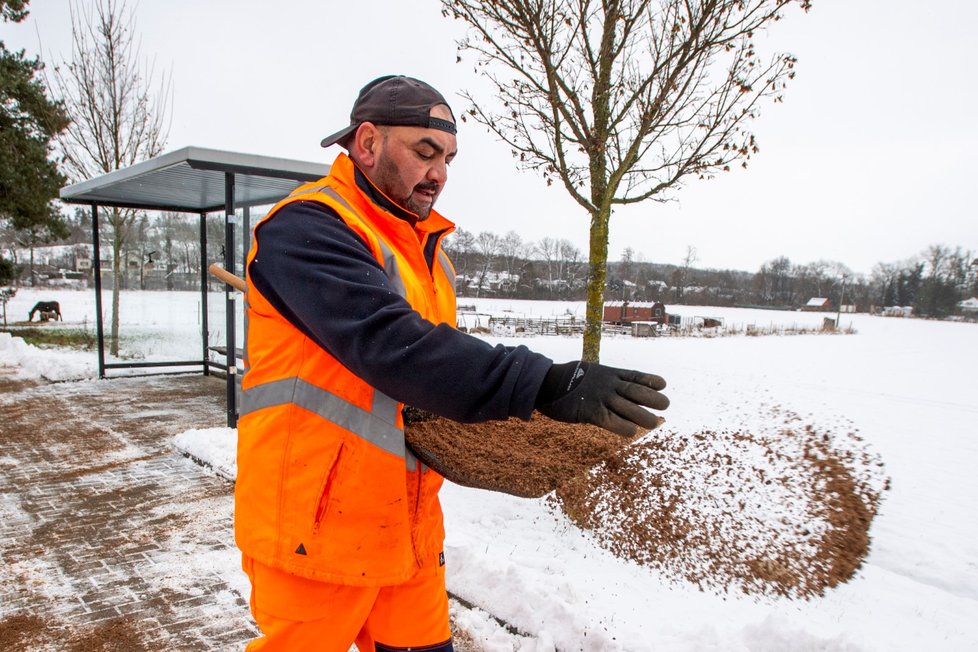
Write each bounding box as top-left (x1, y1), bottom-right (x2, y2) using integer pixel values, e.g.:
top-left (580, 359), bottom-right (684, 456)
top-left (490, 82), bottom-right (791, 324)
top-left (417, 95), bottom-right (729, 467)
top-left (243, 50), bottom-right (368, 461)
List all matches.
top-left (239, 376), bottom-right (297, 415)
top-left (377, 239), bottom-right (408, 298)
top-left (289, 184), bottom-right (328, 199)
top-left (310, 186), bottom-right (409, 298)
top-left (436, 249), bottom-right (455, 286)
top-left (405, 446), bottom-right (419, 470)
top-left (320, 186), bottom-right (357, 216)
top-left (240, 377), bottom-right (405, 461)
top-left (296, 185), bottom-right (411, 299)
top-left (372, 390), bottom-right (400, 425)
top-left (373, 390), bottom-right (427, 471)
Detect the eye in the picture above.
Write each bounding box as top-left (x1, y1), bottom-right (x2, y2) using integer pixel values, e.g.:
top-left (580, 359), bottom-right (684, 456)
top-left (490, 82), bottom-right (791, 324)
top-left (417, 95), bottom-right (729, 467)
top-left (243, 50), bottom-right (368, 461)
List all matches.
top-left (416, 149), bottom-right (435, 161)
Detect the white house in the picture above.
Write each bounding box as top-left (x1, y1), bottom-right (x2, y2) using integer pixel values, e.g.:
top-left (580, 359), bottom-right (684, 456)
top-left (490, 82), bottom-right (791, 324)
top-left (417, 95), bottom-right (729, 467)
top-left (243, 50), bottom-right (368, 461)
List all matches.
top-left (883, 306), bottom-right (914, 318)
top-left (957, 297), bottom-right (978, 313)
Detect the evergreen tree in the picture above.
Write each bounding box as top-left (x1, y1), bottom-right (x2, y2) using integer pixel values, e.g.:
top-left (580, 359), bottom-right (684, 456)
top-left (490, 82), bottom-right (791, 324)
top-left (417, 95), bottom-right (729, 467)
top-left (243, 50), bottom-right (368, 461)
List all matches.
top-left (0, 0), bottom-right (70, 275)
top-left (0, 255), bottom-right (17, 285)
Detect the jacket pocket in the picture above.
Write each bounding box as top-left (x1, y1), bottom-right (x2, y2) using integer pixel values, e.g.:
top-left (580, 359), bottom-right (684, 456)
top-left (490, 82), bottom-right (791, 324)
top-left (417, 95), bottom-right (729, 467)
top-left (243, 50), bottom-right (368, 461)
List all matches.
top-left (312, 443), bottom-right (344, 534)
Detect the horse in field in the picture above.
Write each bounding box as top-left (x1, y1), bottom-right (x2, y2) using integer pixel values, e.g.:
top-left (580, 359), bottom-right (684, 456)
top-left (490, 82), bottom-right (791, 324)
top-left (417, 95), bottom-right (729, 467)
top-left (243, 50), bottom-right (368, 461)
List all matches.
top-left (29, 301), bottom-right (62, 322)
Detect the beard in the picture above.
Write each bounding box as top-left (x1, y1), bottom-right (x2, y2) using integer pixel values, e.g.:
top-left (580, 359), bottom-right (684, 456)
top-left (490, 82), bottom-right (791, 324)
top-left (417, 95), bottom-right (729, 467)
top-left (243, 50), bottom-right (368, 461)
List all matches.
top-left (374, 153), bottom-right (438, 220)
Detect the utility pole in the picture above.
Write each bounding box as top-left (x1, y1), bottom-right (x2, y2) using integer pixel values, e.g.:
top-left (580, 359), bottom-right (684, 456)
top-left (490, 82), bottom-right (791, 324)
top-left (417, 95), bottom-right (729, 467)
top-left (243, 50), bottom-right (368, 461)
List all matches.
top-left (836, 274), bottom-right (848, 329)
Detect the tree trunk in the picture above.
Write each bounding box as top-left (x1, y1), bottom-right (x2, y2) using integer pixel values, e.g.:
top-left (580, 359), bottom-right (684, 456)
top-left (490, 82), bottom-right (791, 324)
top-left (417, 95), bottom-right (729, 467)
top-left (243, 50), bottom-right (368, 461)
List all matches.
top-left (477, 260), bottom-right (491, 297)
top-left (582, 206), bottom-right (611, 362)
top-left (165, 234), bottom-right (174, 291)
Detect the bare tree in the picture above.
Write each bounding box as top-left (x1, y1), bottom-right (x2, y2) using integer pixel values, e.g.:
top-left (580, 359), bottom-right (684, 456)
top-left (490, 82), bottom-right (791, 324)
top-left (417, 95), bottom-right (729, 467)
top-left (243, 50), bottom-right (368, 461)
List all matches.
top-left (674, 244), bottom-right (697, 302)
top-left (474, 230), bottom-right (502, 296)
top-left (50, 0), bottom-right (170, 354)
top-left (535, 236), bottom-right (561, 295)
top-left (558, 239), bottom-right (585, 292)
top-left (443, 0), bottom-right (810, 360)
top-left (498, 230), bottom-right (528, 294)
top-left (535, 236), bottom-right (583, 297)
top-left (443, 227), bottom-right (476, 293)
top-left (619, 247), bottom-right (636, 279)
top-left (802, 259), bottom-right (830, 297)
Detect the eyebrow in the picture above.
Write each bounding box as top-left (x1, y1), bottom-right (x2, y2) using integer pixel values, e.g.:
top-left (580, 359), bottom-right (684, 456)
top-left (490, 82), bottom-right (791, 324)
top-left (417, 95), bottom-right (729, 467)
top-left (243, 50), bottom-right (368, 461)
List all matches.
top-left (418, 137), bottom-right (457, 158)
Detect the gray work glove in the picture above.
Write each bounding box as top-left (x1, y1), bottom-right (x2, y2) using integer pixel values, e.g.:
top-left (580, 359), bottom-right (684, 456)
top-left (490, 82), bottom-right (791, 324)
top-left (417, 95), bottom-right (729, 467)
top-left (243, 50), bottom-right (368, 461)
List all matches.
top-left (535, 361), bottom-right (668, 436)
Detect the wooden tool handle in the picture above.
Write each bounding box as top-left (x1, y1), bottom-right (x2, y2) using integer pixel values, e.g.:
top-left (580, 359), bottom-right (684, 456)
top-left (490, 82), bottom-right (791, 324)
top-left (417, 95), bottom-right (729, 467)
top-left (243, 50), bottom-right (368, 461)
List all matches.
top-left (207, 263), bottom-right (246, 292)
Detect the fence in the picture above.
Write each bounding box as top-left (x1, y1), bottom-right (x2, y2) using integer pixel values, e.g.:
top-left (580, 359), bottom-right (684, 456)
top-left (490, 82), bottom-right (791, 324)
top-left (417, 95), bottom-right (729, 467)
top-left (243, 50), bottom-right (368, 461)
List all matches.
top-left (457, 312), bottom-right (587, 336)
top-left (456, 311), bottom-right (855, 339)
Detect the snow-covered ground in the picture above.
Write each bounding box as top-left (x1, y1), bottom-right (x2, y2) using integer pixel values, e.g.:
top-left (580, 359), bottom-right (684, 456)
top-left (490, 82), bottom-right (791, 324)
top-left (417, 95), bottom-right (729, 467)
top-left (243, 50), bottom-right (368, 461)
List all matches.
top-left (2, 288), bottom-right (977, 650)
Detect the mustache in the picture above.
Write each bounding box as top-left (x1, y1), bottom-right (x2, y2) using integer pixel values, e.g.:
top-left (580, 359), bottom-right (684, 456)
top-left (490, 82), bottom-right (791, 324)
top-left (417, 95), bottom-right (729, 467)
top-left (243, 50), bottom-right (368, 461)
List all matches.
top-left (415, 181), bottom-right (440, 193)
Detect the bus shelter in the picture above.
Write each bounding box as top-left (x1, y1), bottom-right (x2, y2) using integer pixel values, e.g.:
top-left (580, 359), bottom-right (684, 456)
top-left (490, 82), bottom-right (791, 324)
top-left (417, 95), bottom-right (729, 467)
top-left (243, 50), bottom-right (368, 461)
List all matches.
top-left (60, 146), bottom-right (326, 426)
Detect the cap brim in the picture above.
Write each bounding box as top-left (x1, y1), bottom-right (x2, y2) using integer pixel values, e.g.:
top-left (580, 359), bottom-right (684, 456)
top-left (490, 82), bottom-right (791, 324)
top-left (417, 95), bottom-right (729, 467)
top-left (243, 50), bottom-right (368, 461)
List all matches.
top-left (320, 124), bottom-right (357, 149)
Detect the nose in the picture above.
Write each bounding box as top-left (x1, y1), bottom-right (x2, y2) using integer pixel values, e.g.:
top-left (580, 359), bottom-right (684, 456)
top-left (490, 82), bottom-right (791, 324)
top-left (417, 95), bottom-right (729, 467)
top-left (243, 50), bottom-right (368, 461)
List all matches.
top-left (427, 158), bottom-right (448, 186)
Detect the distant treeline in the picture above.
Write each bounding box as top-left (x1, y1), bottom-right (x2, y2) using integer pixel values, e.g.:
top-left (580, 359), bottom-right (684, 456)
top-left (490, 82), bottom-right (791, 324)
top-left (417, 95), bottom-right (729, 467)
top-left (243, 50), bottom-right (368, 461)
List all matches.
top-left (5, 212), bottom-right (977, 318)
top-left (445, 229), bottom-right (977, 318)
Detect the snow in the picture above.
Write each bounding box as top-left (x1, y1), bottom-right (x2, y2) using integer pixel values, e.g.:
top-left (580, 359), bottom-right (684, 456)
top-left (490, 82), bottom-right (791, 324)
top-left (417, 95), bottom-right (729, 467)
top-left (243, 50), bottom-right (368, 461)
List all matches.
top-left (0, 333), bottom-right (97, 381)
top-left (173, 428), bottom-right (237, 481)
top-left (561, 411), bottom-right (885, 598)
top-left (2, 288), bottom-right (977, 650)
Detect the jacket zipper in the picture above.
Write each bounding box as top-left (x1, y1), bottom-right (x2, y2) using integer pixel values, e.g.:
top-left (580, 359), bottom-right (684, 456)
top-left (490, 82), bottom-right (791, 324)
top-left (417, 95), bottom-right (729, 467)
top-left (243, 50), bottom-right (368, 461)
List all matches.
top-left (427, 230), bottom-right (450, 298)
top-left (412, 458), bottom-right (426, 567)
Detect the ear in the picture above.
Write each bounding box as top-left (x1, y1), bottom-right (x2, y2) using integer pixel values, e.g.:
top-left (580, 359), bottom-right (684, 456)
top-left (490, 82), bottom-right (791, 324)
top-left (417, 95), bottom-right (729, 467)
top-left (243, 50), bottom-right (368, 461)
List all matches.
top-left (351, 122), bottom-right (382, 168)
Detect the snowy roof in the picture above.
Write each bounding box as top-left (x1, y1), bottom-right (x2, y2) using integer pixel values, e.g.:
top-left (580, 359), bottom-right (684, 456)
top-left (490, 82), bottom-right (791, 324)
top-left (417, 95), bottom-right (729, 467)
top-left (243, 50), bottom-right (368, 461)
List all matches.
top-left (958, 297), bottom-right (978, 310)
top-left (59, 146), bottom-right (327, 212)
top-left (806, 297), bottom-right (830, 306)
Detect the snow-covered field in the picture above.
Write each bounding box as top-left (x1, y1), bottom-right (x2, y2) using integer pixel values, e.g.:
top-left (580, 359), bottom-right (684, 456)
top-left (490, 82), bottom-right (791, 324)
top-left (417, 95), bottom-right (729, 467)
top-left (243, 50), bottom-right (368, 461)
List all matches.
top-left (2, 288), bottom-right (977, 650)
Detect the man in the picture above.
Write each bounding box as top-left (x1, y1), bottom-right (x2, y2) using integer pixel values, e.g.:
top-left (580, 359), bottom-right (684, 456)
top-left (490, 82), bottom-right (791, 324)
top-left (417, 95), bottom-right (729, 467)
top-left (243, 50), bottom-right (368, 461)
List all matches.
top-left (235, 75), bottom-right (669, 650)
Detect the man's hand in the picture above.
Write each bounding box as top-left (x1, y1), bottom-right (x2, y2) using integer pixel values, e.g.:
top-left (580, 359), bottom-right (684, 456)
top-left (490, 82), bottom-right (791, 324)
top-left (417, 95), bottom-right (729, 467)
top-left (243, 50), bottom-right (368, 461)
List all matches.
top-left (535, 361), bottom-right (669, 437)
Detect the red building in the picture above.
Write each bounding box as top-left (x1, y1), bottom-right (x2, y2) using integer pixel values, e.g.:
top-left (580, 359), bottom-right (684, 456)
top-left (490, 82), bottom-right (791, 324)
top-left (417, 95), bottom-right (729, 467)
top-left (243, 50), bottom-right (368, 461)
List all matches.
top-left (603, 301), bottom-right (667, 324)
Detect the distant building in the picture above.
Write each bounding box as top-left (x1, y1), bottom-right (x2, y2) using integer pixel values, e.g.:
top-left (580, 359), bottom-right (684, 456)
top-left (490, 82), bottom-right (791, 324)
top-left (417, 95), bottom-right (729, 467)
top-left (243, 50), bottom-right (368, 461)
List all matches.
top-left (803, 297), bottom-right (831, 311)
top-left (957, 297), bottom-right (978, 313)
top-left (883, 306), bottom-right (914, 318)
top-left (603, 301), bottom-right (667, 324)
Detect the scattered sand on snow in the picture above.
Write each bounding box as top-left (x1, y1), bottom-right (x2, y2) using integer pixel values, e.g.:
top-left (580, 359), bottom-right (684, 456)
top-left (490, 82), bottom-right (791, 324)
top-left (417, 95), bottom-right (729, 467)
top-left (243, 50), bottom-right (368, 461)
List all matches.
top-left (406, 406), bottom-right (888, 599)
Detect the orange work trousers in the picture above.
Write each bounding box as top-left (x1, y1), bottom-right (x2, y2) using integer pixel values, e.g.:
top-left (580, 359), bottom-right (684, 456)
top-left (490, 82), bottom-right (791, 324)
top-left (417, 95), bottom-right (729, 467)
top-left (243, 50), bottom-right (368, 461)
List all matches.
top-left (242, 554), bottom-right (453, 651)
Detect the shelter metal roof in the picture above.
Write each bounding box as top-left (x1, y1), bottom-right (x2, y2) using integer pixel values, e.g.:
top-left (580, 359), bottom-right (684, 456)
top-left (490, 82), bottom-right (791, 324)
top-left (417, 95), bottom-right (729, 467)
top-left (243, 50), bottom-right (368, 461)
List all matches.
top-left (59, 146), bottom-right (328, 212)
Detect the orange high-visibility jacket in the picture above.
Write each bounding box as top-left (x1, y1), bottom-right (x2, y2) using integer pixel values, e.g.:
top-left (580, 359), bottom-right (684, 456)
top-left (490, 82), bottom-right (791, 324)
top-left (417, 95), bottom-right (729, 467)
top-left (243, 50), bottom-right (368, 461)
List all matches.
top-left (235, 153), bottom-right (457, 586)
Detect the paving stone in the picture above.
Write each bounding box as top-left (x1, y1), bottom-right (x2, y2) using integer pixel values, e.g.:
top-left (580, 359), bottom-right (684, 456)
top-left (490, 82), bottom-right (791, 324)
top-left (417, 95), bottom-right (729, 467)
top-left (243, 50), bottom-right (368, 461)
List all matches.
top-left (0, 371), bottom-right (488, 651)
top-left (0, 375), bottom-right (258, 650)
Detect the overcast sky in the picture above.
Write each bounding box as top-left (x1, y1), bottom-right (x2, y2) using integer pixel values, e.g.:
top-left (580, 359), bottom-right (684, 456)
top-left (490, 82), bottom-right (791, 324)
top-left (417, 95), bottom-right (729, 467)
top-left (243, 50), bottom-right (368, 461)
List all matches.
top-left (5, 0), bottom-right (976, 275)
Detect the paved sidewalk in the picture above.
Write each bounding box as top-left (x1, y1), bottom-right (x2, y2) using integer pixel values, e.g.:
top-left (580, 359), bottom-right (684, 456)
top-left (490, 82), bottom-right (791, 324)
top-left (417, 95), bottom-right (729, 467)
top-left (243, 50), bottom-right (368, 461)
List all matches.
top-left (0, 372), bottom-right (257, 650)
top-left (0, 370), bottom-right (489, 651)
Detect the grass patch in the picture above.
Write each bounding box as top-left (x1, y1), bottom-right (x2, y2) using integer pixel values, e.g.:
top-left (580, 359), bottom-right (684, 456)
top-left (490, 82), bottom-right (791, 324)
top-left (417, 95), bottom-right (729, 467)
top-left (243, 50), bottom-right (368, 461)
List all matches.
top-left (1, 327), bottom-right (96, 350)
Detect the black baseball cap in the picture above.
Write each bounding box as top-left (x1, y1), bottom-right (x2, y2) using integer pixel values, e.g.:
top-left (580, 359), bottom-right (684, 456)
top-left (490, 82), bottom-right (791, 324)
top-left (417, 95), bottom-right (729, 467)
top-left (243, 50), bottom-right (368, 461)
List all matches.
top-left (320, 75), bottom-right (457, 149)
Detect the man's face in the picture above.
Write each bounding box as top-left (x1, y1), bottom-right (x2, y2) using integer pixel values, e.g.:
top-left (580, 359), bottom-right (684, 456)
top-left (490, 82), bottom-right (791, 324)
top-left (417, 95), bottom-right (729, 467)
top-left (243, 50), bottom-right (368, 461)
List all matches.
top-left (368, 105), bottom-right (457, 220)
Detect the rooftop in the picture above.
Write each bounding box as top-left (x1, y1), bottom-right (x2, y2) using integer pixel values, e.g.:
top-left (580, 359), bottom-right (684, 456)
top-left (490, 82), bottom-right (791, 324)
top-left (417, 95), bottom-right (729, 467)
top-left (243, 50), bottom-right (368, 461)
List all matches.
top-left (59, 146), bottom-right (327, 213)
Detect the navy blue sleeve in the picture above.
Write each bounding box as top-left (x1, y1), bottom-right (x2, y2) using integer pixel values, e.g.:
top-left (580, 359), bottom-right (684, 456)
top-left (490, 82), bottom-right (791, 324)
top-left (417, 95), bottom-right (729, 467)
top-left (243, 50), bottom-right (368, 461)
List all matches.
top-left (248, 200), bottom-right (553, 422)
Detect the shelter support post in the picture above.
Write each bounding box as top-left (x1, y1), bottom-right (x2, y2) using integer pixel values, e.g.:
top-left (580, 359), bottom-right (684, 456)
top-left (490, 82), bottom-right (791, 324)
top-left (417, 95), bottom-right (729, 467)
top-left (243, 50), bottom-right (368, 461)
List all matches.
top-left (200, 211), bottom-right (209, 376)
top-left (91, 203), bottom-right (106, 378)
top-left (224, 173), bottom-right (237, 428)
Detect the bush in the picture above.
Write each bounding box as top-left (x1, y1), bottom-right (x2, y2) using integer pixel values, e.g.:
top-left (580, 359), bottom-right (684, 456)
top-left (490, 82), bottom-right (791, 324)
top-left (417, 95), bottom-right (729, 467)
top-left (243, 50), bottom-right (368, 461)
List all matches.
top-left (0, 257), bottom-right (18, 286)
